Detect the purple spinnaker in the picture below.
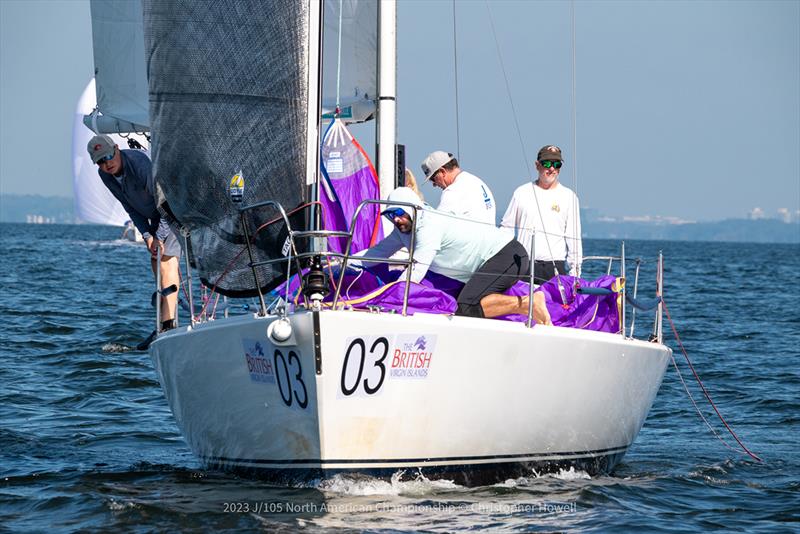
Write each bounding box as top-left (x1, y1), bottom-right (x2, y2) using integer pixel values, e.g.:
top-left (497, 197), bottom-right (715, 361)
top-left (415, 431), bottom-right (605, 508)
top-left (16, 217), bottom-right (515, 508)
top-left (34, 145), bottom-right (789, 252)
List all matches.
top-left (320, 119), bottom-right (380, 253)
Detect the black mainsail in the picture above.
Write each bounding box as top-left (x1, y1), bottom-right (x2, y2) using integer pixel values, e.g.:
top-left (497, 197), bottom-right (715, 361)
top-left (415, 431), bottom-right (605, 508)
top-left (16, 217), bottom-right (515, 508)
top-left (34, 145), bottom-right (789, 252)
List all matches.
top-left (143, 0), bottom-right (318, 296)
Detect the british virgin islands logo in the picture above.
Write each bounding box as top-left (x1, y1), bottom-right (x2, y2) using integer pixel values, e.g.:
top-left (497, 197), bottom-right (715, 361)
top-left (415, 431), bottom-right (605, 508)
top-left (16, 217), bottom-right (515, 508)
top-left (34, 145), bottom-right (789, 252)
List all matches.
top-left (242, 338), bottom-right (275, 384)
top-left (390, 334), bottom-right (437, 378)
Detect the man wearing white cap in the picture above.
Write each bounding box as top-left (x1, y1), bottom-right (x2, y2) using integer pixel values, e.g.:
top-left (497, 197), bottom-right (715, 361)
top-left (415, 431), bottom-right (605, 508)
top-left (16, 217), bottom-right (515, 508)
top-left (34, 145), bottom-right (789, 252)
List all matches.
top-left (354, 187), bottom-right (551, 324)
top-left (501, 145), bottom-right (582, 285)
top-left (420, 151), bottom-right (496, 226)
top-left (87, 134), bottom-right (181, 349)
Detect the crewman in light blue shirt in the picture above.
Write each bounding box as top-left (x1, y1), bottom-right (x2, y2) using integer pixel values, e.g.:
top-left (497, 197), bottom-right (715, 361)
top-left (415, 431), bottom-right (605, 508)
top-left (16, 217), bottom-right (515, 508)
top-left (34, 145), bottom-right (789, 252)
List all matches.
top-left (357, 187), bottom-right (550, 323)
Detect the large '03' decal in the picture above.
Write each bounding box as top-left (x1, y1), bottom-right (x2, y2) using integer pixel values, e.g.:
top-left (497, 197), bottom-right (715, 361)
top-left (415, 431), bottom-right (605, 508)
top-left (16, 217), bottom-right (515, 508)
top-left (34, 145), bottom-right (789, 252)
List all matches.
top-left (339, 334), bottom-right (437, 397)
top-left (339, 336), bottom-right (389, 398)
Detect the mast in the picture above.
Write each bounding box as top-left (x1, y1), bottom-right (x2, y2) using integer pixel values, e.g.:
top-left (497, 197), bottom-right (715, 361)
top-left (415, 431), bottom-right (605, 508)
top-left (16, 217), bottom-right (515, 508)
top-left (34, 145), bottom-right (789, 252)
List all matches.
top-left (376, 0), bottom-right (397, 199)
top-left (306, 0), bottom-right (325, 234)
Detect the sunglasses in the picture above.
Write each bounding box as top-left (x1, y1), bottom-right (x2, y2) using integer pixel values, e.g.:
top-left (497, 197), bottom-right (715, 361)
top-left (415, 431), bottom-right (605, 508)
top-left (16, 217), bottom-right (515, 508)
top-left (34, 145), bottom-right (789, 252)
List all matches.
top-left (96, 151), bottom-right (115, 164)
top-left (539, 160), bottom-right (562, 169)
top-left (383, 208), bottom-right (407, 221)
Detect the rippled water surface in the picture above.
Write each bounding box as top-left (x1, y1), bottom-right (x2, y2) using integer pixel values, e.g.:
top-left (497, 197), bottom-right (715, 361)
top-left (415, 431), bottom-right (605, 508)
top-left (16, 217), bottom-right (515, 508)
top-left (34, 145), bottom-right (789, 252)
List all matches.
top-left (1, 223), bottom-right (798, 532)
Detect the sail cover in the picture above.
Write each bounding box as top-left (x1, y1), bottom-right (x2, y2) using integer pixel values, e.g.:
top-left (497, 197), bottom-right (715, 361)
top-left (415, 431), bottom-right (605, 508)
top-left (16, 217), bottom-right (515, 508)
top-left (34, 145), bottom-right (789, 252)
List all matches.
top-left (322, 0), bottom-right (377, 123)
top-left (143, 0), bottom-right (316, 296)
top-left (86, 0), bottom-right (149, 133)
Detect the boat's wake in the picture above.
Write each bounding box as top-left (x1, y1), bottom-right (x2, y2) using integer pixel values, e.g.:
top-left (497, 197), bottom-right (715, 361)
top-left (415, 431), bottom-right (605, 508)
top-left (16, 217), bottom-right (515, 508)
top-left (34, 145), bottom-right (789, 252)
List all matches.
top-left (317, 466), bottom-right (592, 496)
top-left (495, 467), bottom-right (592, 488)
top-left (318, 470), bottom-right (461, 496)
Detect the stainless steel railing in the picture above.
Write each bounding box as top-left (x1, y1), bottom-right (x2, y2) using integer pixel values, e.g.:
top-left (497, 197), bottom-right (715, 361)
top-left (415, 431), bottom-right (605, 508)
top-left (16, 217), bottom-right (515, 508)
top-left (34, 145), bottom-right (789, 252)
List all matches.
top-left (171, 201), bottom-right (664, 343)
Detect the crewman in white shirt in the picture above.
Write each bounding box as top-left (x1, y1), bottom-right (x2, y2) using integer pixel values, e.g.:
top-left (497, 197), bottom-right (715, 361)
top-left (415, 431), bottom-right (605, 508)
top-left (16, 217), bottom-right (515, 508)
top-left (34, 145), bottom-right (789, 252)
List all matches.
top-left (356, 187), bottom-right (551, 324)
top-left (420, 151), bottom-right (496, 226)
top-left (501, 145), bottom-right (582, 285)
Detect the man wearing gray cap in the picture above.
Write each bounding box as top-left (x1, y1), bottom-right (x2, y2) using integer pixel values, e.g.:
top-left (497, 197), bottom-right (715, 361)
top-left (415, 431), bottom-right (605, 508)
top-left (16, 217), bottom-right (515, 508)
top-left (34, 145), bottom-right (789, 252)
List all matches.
top-left (87, 134), bottom-right (181, 349)
top-left (420, 151), bottom-right (496, 226)
top-left (501, 145), bottom-right (582, 285)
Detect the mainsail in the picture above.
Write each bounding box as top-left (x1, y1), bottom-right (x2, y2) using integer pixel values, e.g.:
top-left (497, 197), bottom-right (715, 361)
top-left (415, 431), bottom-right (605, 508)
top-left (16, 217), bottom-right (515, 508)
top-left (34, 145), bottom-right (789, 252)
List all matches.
top-left (143, 0), bottom-right (319, 296)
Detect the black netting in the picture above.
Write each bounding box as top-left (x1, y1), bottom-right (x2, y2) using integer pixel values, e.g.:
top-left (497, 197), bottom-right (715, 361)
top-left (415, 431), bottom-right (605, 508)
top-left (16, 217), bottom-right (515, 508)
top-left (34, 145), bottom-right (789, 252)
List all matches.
top-left (143, 0), bottom-right (311, 296)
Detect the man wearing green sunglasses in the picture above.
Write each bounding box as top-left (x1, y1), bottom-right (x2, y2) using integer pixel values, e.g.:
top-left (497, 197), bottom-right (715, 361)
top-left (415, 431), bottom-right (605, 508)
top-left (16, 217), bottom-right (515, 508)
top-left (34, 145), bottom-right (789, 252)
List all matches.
top-left (500, 145), bottom-right (583, 285)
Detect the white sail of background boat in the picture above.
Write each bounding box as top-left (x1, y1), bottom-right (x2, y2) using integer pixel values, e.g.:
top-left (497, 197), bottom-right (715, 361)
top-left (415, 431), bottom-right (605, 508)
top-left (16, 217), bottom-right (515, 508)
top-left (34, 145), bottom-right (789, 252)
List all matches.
top-left (72, 78), bottom-right (145, 242)
top-left (88, 0), bottom-right (672, 485)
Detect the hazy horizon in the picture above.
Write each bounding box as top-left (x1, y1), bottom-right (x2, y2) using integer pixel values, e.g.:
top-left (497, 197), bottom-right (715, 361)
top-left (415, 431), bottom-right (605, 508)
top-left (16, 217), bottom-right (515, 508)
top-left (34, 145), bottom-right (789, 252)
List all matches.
top-left (1, 0), bottom-right (798, 223)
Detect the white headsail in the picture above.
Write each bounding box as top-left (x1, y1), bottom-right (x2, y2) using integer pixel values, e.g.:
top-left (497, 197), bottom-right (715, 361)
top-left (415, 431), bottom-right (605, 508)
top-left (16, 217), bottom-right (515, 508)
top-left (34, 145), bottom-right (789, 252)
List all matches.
top-left (321, 0), bottom-right (378, 123)
top-left (84, 0), bottom-right (149, 134)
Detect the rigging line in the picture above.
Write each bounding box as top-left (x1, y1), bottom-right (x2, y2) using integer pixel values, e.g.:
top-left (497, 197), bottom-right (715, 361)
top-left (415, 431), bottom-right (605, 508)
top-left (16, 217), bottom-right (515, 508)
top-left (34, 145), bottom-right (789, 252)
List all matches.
top-left (668, 349), bottom-right (742, 456)
top-left (452, 0), bottom-right (461, 160)
top-left (570, 0), bottom-right (581, 276)
top-left (484, 1), bottom-right (558, 267)
top-left (662, 299), bottom-right (763, 462)
top-left (335, 0), bottom-right (344, 111)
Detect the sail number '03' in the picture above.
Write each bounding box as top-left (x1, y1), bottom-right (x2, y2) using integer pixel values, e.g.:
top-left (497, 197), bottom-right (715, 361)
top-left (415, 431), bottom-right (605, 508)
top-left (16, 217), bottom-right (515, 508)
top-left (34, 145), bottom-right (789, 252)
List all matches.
top-left (273, 349), bottom-right (308, 409)
top-left (340, 337), bottom-right (389, 396)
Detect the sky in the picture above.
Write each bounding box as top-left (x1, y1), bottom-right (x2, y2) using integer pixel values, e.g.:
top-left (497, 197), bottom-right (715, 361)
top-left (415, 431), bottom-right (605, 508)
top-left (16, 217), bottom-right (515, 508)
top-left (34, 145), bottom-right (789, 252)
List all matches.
top-left (1, 0), bottom-right (798, 222)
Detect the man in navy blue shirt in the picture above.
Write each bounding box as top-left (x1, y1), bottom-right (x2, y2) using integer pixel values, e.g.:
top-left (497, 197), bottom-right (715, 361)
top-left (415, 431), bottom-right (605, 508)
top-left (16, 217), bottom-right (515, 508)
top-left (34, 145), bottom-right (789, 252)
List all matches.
top-left (88, 134), bottom-right (180, 349)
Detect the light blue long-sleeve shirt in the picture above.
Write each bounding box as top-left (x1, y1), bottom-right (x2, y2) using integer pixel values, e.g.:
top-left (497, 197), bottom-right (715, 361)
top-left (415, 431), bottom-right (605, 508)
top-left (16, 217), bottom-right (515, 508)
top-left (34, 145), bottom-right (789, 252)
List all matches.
top-left (357, 206), bottom-right (512, 284)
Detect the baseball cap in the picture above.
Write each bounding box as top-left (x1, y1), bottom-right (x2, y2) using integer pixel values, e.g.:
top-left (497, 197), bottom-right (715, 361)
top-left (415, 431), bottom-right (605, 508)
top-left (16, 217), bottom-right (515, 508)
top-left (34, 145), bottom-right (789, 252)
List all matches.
top-left (536, 145), bottom-right (563, 162)
top-left (382, 187), bottom-right (422, 221)
top-left (87, 135), bottom-right (116, 163)
top-left (420, 151), bottom-right (454, 182)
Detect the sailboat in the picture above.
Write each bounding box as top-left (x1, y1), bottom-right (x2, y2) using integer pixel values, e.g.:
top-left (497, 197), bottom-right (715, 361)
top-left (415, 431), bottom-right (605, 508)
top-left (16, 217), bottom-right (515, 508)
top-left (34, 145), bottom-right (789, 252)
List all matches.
top-left (91, 0), bottom-right (671, 485)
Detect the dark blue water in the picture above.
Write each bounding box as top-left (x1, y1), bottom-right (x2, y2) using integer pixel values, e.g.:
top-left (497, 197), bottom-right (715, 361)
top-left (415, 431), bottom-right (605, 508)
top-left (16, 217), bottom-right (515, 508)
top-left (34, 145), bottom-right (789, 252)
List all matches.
top-left (1, 222), bottom-right (798, 532)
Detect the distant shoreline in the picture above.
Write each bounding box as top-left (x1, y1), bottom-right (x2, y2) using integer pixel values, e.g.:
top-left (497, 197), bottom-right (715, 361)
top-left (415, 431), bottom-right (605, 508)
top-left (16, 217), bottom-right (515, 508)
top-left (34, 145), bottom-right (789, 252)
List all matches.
top-left (1, 194), bottom-right (797, 244)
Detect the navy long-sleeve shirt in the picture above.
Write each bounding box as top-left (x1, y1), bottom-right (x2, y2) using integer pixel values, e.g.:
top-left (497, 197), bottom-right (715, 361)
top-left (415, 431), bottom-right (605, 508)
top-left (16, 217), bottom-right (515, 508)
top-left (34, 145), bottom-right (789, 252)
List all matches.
top-left (97, 150), bottom-right (170, 241)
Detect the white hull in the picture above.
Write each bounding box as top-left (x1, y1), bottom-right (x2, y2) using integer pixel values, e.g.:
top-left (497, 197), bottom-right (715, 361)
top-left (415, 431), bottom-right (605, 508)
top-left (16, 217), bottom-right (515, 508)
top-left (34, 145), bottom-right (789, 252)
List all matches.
top-left (150, 310), bottom-right (670, 485)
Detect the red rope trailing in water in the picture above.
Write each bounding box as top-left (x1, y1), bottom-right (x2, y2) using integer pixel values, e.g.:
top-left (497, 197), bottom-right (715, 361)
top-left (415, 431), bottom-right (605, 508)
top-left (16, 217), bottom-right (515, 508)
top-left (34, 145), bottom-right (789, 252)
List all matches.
top-left (662, 299), bottom-right (763, 462)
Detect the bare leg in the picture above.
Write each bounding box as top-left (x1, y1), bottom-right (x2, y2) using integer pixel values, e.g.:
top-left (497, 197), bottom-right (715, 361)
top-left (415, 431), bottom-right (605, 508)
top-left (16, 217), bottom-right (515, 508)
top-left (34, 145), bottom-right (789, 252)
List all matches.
top-left (150, 255), bottom-right (180, 323)
top-left (478, 291), bottom-right (552, 325)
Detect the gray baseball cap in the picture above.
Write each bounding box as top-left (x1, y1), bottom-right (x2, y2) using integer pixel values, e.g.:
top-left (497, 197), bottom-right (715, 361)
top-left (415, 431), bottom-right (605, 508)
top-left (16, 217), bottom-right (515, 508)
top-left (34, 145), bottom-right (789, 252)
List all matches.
top-left (87, 135), bottom-right (116, 163)
top-left (420, 151), bottom-right (454, 182)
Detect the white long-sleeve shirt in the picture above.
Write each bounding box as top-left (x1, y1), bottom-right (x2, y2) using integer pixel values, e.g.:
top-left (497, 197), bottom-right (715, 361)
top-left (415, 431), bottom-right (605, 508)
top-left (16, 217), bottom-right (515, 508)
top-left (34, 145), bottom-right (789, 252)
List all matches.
top-left (356, 207), bottom-right (512, 283)
top-left (500, 181), bottom-right (582, 276)
top-left (436, 171), bottom-right (496, 225)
